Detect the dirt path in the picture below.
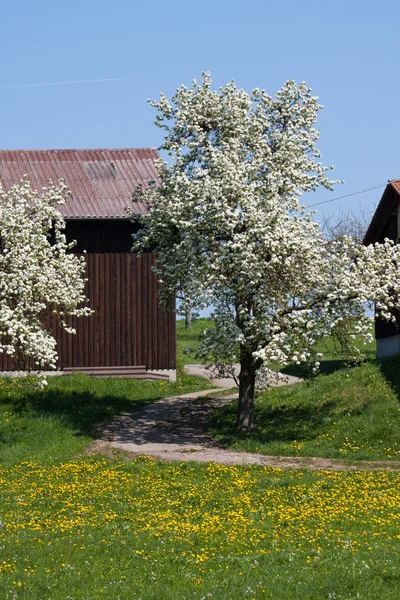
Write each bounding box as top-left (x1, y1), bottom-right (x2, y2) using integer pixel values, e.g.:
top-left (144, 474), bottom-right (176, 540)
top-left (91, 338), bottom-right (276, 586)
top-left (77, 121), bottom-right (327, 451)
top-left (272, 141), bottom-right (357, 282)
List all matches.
top-left (92, 389), bottom-right (400, 472)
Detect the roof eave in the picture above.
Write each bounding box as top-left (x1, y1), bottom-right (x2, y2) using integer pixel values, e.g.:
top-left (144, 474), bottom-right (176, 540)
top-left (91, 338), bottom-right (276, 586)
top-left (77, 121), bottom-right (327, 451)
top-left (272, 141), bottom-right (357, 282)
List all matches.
top-left (363, 181), bottom-right (400, 245)
top-left (63, 215), bottom-right (131, 221)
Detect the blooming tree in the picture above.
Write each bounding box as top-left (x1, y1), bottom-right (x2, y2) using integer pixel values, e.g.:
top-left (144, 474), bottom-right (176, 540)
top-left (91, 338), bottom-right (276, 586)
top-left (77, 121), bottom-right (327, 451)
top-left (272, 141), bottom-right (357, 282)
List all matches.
top-left (0, 179), bottom-right (91, 379)
top-left (133, 73), bottom-right (400, 430)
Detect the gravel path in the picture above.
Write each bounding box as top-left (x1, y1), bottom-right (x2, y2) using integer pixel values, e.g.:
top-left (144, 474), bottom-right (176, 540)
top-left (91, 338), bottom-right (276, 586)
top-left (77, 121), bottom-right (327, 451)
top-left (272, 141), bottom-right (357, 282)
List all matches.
top-left (92, 384), bottom-right (400, 471)
top-left (184, 363), bottom-right (301, 389)
top-left (99, 389), bottom-right (235, 453)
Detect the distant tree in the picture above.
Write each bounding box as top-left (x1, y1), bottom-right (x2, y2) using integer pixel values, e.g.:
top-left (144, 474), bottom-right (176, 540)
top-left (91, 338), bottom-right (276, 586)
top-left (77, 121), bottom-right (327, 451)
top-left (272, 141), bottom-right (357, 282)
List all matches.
top-left (133, 73), bottom-right (400, 430)
top-left (182, 297), bottom-right (193, 329)
top-left (321, 204), bottom-right (372, 246)
top-left (185, 309), bottom-right (192, 329)
top-left (0, 179), bottom-right (91, 383)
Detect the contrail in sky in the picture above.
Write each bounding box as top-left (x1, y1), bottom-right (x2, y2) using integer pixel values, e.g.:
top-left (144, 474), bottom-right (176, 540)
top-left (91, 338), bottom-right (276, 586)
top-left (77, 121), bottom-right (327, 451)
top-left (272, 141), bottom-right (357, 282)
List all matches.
top-left (0, 77), bottom-right (124, 89)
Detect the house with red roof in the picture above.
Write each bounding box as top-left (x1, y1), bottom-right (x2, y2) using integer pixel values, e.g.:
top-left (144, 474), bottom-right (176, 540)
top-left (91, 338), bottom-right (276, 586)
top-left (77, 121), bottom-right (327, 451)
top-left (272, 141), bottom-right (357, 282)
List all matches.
top-left (364, 180), bottom-right (400, 358)
top-left (0, 149), bottom-right (176, 379)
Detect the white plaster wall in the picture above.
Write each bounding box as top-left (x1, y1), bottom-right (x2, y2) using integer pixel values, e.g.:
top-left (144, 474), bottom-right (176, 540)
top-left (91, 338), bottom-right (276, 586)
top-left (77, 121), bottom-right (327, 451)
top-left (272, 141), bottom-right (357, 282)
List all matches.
top-left (376, 334), bottom-right (400, 358)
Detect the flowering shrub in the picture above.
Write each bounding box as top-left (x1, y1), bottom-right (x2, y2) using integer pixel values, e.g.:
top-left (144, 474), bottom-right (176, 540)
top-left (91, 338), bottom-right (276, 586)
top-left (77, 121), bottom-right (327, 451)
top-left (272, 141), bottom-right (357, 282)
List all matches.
top-left (0, 179), bottom-right (91, 378)
top-left (134, 73), bottom-right (400, 429)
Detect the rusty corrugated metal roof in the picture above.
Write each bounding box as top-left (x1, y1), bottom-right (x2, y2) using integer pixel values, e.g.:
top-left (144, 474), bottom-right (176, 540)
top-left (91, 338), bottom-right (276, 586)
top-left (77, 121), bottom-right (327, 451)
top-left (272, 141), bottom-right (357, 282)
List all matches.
top-left (0, 148), bottom-right (160, 218)
top-left (391, 180), bottom-right (400, 195)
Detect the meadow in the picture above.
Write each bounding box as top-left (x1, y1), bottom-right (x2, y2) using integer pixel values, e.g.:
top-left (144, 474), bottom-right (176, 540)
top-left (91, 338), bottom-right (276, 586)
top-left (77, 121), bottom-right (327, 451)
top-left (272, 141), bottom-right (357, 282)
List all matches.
top-left (176, 317), bottom-right (214, 364)
top-left (0, 323), bottom-right (398, 598)
top-left (176, 317), bottom-right (376, 367)
top-left (1, 457), bottom-right (400, 599)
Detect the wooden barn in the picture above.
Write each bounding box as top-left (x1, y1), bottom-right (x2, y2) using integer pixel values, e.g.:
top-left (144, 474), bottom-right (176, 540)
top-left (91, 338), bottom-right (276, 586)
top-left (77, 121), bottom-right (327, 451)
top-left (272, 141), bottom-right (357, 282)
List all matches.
top-left (0, 149), bottom-right (176, 379)
top-left (364, 179), bottom-right (400, 358)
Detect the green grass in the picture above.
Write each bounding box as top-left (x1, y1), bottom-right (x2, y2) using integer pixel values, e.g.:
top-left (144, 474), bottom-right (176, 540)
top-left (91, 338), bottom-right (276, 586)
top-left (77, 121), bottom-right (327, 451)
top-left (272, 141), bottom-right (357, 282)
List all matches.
top-left (0, 457), bottom-right (399, 599)
top-left (280, 327), bottom-right (376, 378)
top-left (176, 317), bottom-right (376, 371)
top-left (0, 332), bottom-right (399, 598)
top-left (0, 372), bottom-right (212, 466)
top-left (209, 355), bottom-right (400, 461)
top-left (176, 317), bottom-right (214, 364)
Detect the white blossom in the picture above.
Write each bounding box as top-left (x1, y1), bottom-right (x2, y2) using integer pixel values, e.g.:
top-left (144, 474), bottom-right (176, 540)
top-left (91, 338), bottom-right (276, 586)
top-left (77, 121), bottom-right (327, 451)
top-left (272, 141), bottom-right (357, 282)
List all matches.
top-left (133, 73), bottom-right (400, 429)
top-left (0, 178), bottom-right (92, 379)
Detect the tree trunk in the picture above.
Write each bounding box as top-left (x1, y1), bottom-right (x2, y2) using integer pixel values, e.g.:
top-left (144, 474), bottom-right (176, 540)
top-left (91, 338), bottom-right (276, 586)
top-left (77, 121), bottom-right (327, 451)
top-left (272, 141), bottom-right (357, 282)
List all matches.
top-left (185, 309), bottom-right (192, 329)
top-left (236, 351), bottom-right (257, 431)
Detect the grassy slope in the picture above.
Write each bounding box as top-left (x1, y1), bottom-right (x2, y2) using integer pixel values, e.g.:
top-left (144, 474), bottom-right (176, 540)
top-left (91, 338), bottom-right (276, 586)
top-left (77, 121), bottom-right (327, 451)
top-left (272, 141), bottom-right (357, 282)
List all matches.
top-left (209, 355), bottom-right (400, 461)
top-left (178, 318), bottom-right (400, 463)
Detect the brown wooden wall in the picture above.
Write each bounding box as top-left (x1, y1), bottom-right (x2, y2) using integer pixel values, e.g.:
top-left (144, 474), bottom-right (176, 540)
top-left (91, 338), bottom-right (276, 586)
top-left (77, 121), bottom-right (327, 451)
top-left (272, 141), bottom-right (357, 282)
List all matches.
top-left (0, 220), bottom-right (176, 372)
top-left (54, 252), bottom-right (176, 370)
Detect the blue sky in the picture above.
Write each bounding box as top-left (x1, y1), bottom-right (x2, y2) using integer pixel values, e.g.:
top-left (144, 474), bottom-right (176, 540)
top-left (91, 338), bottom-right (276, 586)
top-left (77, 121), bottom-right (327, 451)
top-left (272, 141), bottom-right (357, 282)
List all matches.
top-left (1, 0), bottom-right (399, 220)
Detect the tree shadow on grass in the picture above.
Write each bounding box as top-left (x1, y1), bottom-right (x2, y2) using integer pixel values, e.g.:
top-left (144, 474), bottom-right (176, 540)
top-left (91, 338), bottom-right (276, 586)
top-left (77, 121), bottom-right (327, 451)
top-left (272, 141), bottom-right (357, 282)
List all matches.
top-left (0, 378), bottom-right (164, 437)
top-left (209, 398), bottom-right (338, 447)
top-left (376, 354), bottom-right (400, 401)
top-left (281, 359), bottom-right (352, 379)
top-left (211, 355), bottom-right (400, 449)
top-left (26, 391), bottom-right (154, 437)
